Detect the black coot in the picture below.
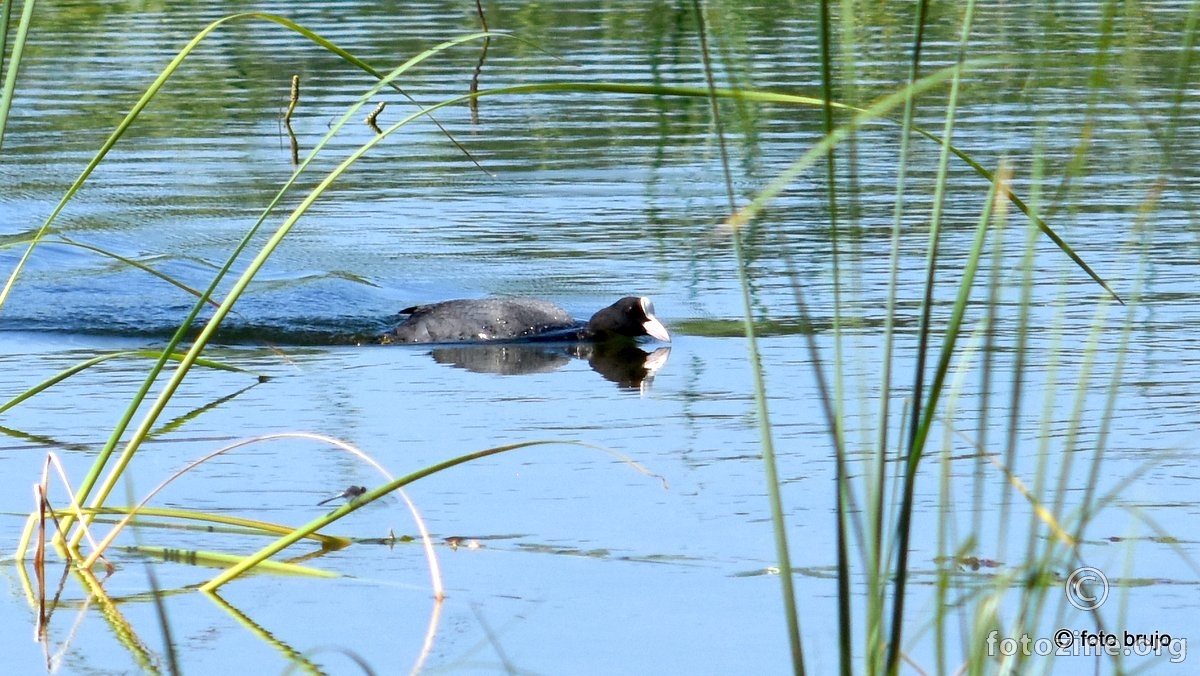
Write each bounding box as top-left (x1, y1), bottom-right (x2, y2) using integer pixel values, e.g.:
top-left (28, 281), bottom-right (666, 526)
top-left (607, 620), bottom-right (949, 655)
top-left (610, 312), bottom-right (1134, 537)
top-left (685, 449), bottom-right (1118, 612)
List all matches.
top-left (383, 296), bottom-right (670, 344)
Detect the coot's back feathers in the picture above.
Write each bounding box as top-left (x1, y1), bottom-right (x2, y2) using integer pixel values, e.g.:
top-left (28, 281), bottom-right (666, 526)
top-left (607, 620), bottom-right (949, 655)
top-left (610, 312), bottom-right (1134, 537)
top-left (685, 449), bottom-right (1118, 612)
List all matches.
top-left (391, 298), bottom-right (573, 343)
top-left (385, 296), bottom-right (669, 345)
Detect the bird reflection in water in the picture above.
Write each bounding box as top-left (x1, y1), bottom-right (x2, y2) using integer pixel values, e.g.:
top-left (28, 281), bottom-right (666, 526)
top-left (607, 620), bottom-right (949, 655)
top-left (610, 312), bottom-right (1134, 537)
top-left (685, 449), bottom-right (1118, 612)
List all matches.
top-left (425, 343), bottom-right (671, 391)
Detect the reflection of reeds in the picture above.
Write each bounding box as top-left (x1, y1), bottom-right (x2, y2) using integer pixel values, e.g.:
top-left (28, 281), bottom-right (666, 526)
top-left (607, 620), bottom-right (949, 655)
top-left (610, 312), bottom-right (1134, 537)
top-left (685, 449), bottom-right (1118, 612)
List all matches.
top-left (470, 0), bottom-right (490, 125)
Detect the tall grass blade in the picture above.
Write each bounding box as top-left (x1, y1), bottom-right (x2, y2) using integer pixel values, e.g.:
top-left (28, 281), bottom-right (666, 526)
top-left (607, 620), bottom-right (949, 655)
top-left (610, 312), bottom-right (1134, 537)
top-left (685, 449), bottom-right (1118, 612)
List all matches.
top-left (814, 1), bottom-right (853, 672)
top-left (201, 440), bottom-right (599, 591)
top-left (1168, 2), bottom-right (1199, 137)
top-left (0, 350), bottom-right (257, 416)
top-left (508, 78), bottom-right (1120, 306)
top-left (131, 548), bottom-right (338, 577)
top-left (888, 2), bottom-right (974, 672)
top-left (0, 0), bottom-right (36, 151)
top-left (0, 1), bottom-right (11, 80)
top-left (50, 236), bottom-right (221, 308)
top-left (77, 507), bottom-right (352, 547)
top-left (870, 3), bottom-right (927, 673)
top-left (692, 2), bottom-right (803, 673)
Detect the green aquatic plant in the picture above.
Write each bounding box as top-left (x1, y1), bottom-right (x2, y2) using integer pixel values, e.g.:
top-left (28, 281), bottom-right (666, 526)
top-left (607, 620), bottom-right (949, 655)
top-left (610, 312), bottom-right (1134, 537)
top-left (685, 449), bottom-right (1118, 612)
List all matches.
top-left (687, 0), bottom-right (1186, 674)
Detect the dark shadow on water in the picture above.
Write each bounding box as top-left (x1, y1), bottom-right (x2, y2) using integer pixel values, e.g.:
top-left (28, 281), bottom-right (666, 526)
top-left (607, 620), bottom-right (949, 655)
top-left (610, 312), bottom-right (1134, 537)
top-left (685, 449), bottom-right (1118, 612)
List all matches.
top-left (428, 343), bottom-right (671, 390)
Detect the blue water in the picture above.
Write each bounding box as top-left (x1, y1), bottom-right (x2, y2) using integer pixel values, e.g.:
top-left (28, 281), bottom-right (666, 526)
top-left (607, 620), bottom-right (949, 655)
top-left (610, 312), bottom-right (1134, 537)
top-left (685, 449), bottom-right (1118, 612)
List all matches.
top-left (1, 1), bottom-right (1197, 674)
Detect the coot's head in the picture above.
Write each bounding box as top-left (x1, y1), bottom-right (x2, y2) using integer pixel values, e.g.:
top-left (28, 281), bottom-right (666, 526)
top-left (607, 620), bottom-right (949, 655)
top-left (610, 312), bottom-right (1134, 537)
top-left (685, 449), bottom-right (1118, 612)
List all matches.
top-left (586, 296), bottom-right (671, 342)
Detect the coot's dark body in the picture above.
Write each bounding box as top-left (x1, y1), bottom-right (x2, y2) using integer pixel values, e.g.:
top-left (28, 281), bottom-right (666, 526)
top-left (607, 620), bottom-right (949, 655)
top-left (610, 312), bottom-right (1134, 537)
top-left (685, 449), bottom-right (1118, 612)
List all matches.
top-left (384, 296), bottom-right (669, 344)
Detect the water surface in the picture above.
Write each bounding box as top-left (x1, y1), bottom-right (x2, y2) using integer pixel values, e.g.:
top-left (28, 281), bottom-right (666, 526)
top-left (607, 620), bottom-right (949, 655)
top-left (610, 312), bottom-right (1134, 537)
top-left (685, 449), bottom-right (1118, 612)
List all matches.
top-left (1, 1), bottom-right (1197, 673)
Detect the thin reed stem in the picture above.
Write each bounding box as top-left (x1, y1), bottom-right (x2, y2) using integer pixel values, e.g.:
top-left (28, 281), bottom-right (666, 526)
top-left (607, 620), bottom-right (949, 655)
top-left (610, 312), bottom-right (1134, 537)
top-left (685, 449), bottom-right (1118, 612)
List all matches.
top-left (692, 1), bottom-right (804, 673)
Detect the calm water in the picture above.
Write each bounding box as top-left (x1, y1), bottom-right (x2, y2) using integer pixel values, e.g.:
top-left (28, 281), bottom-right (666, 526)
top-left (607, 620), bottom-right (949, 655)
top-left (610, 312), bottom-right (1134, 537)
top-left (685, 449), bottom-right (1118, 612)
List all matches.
top-left (1, 1), bottom-right (1197, 674)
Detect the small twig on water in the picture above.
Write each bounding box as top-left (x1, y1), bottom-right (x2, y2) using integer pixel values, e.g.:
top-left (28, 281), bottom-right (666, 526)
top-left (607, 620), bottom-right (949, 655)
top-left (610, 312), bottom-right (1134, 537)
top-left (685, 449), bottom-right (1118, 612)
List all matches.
top-left (283, 75), bottom-right (300, 164)
top-left (284, 74), bottom-right (300, 123)
top-left (365, 101), bottom-right (386, 134)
